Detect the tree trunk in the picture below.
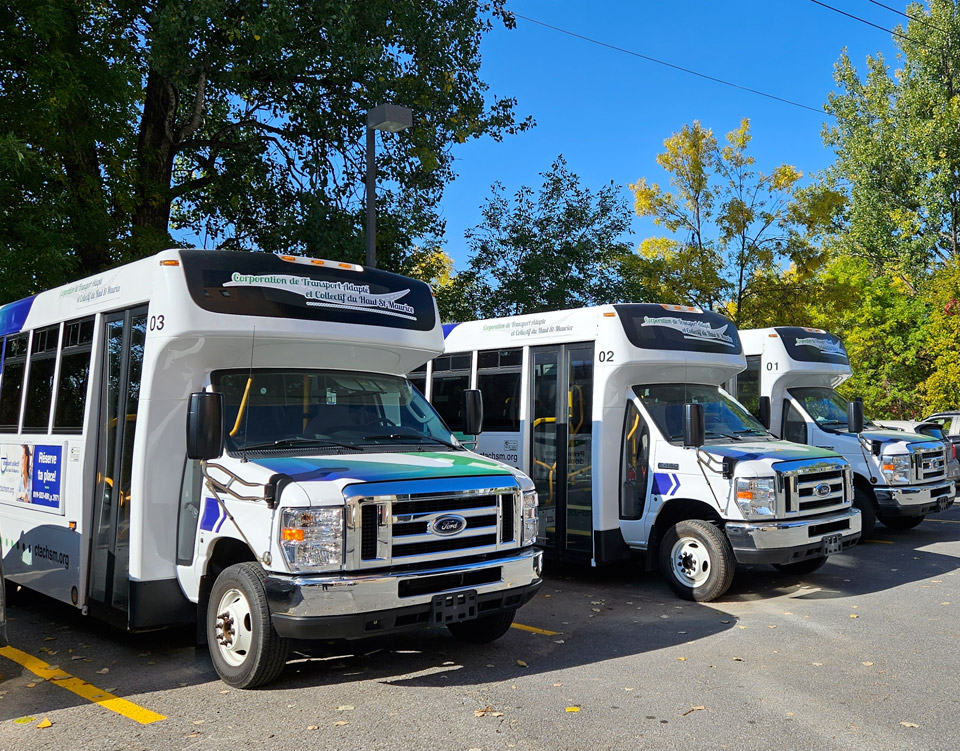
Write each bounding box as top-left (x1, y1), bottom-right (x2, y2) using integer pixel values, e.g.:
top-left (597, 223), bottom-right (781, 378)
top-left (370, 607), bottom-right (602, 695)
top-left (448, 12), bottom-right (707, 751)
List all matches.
top-left (131, 68), bottom-right (178, 254)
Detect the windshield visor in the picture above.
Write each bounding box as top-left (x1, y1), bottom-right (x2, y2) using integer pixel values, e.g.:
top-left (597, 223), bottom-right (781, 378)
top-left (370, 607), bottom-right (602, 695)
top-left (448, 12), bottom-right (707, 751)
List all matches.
top-left (634, 383), bottom-right (769, 444)
top-left (214, 369), bottom-right (456, 452)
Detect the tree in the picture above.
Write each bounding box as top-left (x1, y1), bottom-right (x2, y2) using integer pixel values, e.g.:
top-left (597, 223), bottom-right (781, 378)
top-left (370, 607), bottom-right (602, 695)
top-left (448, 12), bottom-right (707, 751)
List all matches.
top-left (0, 0), bottom-right (531, 300)
top-left (462, 156), bottom-right (633, 318)
top-left (823, 0), bottom-right (960, 286)
top-left (625, 119), bottom-right (835, 324)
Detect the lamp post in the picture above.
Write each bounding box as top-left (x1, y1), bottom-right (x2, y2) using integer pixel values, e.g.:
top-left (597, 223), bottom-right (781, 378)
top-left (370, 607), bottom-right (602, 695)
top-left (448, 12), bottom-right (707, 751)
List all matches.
top-left (365, 103), bottom-right (413, 268)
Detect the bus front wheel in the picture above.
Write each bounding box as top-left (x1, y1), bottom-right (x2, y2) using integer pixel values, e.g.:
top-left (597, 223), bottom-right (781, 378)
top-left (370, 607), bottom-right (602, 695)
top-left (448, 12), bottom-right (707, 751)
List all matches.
top-left (206, 562), bottom-right (289, 689)
top-left (659, 519), bottom-right (735, 602)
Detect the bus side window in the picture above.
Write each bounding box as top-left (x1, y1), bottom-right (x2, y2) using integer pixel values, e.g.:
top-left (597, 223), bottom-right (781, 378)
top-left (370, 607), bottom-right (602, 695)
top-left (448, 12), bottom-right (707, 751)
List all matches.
top-left (783, 400), bottom-right (808, 444)
top-left (476, 348), bottom-right (522, 431)
top-left (431, 354), bottom-right (471, 432)
top-left (737, 355), bottom-right (761, 416)
top-left (621, 403), bottom-right (650, 520)
top-left (23, 325), bottom-right (60, 432)
top-left (0, 334), bottom-right (27, 432)
top-left (54, 317), bottom-right (95, 433)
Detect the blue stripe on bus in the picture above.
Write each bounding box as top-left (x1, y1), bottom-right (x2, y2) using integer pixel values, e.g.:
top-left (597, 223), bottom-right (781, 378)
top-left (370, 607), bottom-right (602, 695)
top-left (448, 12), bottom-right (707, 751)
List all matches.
top-left (0, 296), bottom-right (36, 337)
top-left (199, 497), bottom-right (221, 531)
top-left (442, 322), bottom-right (460, 338)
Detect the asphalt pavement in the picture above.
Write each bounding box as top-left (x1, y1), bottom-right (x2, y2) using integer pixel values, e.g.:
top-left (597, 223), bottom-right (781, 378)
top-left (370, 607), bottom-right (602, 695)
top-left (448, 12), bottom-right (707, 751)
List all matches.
top-left (2, 507), bottom-right (960, 751)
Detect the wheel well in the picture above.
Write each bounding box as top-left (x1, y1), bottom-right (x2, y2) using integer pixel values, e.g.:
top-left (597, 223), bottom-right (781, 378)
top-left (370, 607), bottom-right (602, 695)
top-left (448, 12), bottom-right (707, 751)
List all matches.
top-left (647, 498), bottom-right (724, 570)
top-left (853, 474), bottom-right (877, 505)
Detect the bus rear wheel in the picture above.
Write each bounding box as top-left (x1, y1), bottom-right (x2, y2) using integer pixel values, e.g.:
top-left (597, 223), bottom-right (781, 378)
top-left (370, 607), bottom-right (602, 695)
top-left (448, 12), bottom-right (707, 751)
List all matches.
top-left (206, 562), bottom-right (289, 689)
top-left (878, 514), bottom-right (924, 531)
top-left (659, 519), bottom-right (735, 602)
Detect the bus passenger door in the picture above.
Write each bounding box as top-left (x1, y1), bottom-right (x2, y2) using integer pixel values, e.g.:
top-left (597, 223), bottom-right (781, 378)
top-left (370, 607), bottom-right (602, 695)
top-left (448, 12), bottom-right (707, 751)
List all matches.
top-left (530, 343), bottom-right (594, 561)
top-left (88, 307), bottom-right (147, 624)
top-left (618, 400), bottom-right (651, 546)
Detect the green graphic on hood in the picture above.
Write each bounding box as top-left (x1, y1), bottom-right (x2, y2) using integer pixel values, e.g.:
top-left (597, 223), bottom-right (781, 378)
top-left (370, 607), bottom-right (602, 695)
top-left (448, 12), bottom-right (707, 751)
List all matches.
top-left (702, 441), bottom-right (841, 462)
top-left (250, 451), bottom-right (510, 484)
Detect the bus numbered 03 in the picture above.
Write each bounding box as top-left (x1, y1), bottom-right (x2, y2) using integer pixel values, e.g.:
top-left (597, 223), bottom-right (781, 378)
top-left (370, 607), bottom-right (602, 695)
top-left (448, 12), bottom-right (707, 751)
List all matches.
top-left (0, 249), bottom-right (541, 688)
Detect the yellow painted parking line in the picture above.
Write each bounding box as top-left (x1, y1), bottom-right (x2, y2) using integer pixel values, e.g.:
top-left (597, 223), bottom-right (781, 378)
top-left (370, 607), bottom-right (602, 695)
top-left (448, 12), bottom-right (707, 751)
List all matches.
top-left (0, 646), bottom-right (165, 725)
top-left (862, 539), bottom-right (894, 544)
top-left (511, 623), bottom-right (560, 636)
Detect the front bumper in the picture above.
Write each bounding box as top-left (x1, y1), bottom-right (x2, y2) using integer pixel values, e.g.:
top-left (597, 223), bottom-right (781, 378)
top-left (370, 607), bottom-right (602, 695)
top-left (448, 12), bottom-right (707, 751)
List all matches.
top-left (264, 548), bottom-right (543, 640)
top-left (725, 507), bottom-right (862, 566)
top-left (874, 481), bottom-right (955, 516)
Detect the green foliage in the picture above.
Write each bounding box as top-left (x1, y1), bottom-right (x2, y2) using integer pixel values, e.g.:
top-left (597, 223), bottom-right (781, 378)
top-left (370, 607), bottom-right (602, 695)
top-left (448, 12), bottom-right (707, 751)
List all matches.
top-left (626, 119), bottom-right (836, 323)
top-left (823, 0), bottom-right (960, 282)
top-left (0, 0), bottom-right (531, 301)
top-left (462, 156), bottom-right (633, 318)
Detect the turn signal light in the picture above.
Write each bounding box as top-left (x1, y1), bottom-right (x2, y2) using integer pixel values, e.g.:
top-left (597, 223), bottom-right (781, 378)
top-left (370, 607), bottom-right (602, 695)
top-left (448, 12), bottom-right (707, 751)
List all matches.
top-left (281, 528), bottom-right (305, 542)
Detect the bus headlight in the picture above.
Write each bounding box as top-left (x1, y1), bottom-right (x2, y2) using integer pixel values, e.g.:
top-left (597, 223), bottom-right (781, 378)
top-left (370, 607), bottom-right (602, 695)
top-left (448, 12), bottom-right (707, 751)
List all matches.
top-left (280, 508), bottom-right (343, 571)
top-left (880, 453), bottom-right (911, 485)
top-left (735, 478), bottom-right (777, 519)
top-left (521, 491), bottom-right (538, 545)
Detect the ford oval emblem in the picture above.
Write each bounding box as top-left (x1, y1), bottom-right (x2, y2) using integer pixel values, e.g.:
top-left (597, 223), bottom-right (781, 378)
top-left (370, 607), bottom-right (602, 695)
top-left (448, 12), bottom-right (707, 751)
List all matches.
top-left (432, 514), bottom-right (467, 536)
top-left (814, 483), bottom-right (832, 497)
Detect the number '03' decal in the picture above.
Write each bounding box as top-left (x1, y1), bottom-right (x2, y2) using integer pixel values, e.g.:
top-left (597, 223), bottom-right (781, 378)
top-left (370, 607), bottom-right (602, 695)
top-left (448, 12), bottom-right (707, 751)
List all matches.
top-left (149, 314), bottom-right (165, 331)
top-left (599, 350), bottom-right (614, 362)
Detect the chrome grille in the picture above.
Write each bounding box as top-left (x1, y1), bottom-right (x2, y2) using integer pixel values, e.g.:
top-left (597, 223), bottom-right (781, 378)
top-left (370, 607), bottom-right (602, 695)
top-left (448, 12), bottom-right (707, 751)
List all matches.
top-left (344, 477), bottom-right (522, 569)
top-left (777, 458), bottom-right (851, 518)
top-left (913, 446), bottom-right (947, 483)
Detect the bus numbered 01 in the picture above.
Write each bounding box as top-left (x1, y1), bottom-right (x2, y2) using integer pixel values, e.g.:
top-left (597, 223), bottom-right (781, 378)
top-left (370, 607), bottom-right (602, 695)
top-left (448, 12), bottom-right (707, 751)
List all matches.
top-left (417, 304), bottom-right (861, 602)
top-left (0, 249), bottom-right (541, 688)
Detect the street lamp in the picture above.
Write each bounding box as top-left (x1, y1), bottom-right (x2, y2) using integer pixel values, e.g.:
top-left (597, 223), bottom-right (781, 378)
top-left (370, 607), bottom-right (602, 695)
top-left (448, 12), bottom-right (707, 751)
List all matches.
top-left (365, 103), bottom-right (413, 268)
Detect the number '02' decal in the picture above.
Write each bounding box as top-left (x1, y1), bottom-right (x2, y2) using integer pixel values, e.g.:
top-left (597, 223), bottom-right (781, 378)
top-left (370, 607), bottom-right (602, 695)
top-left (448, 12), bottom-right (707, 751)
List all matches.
top-left (149, 314), bottom-right (165, 331)
top-left (599, 350), bottom-right (614, 363)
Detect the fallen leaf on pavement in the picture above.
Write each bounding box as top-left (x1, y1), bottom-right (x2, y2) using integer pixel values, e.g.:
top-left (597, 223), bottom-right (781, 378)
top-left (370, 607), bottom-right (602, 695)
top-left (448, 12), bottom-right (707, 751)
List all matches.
top-left (97, 668), bottom-right (109, 675)
top-left (36, 718), bottom-right (52, 729)
top-left (849, 614), bottom-right (859, 619)
top-left (336, 705), bottom-right (354, 711)
top-left (862, 661), bottom-right (874, 667)
top-left (333, 721), bottom-right (349, 727)
top-left (681, 706), bottom-right (705, 716)
top-left (676, 657), bottom-right (686, 662)
top-left (900, 722), bottom-right (919, 728)
top-left (517, 660), bottom-right (528, 667)
top-left (307, 725), bottom-right (319, 731)
top-left (565, 706), bottom-right (580, 713)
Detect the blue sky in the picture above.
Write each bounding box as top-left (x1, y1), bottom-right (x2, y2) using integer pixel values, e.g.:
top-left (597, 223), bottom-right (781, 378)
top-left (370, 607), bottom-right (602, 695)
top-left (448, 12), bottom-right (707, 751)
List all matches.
top-left (436, 0), bottom-right (904, 269)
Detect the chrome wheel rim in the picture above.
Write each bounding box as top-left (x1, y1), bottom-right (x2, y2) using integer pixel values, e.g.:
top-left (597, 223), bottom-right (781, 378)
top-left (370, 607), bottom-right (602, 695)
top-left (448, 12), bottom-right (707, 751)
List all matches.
top-left (670, 536), bottom-right (711, 588)
top-left (215, 587), bottom-right (254, 667)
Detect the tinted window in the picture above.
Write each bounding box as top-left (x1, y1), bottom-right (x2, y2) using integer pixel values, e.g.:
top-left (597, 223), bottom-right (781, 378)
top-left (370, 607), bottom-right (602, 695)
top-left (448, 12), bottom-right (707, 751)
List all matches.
top-left (54, 317), bottom-right (94, 432)
top-left (432, 373), bottom-right (468, 432)
top-left (477, 371), bottom-right (521, 431)
top-left (0, 334), bottom-right (27, 431)
top-left (776, 327), bottom-right (848, 365)
top-left (621, 402), bottom-right (649, 520)
top-left (783, 400), bottom-right (808, 444)
top-left (737, 356), bottom-right (761, 415)
top-left (615, 303), bottom-right (741, 354)
top-left (23, 325), bottom-right (59, 432)
top-left (180, 249), bottom-right (437, 332)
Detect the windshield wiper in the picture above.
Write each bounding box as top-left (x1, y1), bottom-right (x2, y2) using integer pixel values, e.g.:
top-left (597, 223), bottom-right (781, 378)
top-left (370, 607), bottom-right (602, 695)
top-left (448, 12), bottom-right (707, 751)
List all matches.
top-left (734, 429), bottom-right (768, 436)
top-left (239, 437), bottom-right (358, 452)
top-left (705, 431), bottom-right (742, 441)
top-left (362, 432), bottom-right (459, 450)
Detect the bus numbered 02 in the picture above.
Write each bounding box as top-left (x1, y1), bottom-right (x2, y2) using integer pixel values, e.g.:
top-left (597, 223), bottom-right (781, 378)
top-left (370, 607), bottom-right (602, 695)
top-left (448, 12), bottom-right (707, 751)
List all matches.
top-left (417, 304), bottom-right (861, 602)
top-left (0, 249), bottom-right (541, 688)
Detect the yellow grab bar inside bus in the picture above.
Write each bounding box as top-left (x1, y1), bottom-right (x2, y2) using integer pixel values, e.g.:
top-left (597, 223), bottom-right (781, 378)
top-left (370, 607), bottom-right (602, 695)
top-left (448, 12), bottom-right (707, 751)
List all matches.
top-left (229, 377), bottom-right (253, 437)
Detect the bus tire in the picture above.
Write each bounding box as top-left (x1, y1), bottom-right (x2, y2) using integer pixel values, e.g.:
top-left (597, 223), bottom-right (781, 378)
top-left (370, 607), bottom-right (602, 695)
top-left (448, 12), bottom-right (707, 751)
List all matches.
top-left (206, 562), bottom-right (288, 689)
top-left (447, 609), bottom-right (516, 643)
top-left (773, 556), bottom-right (828, 575)
top-left (878, 514), bottom-right (924, 531)
top-left (853, 487), bottom-right (876, 539)
top-left (659, 519), bottom-right (735, 602)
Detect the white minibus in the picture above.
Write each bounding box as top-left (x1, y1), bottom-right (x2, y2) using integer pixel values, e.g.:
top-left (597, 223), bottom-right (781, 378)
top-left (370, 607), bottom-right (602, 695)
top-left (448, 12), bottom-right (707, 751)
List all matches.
top-left (0, 249), bottom-right (541, 687)
top-left (738, 327), bottom-right (955, 536)
top-left (420, 305), bottom-right (860, 602)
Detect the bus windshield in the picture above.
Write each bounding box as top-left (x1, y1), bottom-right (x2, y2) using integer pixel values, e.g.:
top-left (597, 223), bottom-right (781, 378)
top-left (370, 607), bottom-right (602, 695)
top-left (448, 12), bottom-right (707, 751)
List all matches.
top-left (788, 386), bottom-right (874, 432)
top-left (634, 383), bottom-right (771, 444)
top-left (213, 369), bottom-right (458, 453)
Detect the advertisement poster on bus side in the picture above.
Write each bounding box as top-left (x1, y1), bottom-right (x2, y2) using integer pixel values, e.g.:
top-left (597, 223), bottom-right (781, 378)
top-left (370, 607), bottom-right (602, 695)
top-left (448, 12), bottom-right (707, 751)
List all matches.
top-left (0, 443), bottom-right (64, 513)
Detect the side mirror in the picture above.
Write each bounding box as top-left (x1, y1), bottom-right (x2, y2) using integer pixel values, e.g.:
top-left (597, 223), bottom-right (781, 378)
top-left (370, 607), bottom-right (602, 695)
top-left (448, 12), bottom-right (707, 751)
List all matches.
top-left (463, 389), bottom-right (484, 436)
top-left (683, 403), bottom-right (705, 448)
top-left (847, 398), bottom-right (865, 435)
top-left (186, 392), bottom-right (225, 460)
top-left (758, 396), bottom-right (771, 430)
